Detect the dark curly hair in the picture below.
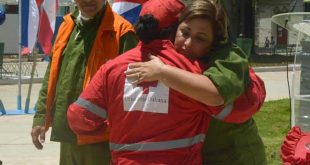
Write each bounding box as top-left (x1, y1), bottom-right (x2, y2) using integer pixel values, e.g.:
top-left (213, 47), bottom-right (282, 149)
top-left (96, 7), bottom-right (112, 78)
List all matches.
top-left (135, 14), bottom-right (178, 43)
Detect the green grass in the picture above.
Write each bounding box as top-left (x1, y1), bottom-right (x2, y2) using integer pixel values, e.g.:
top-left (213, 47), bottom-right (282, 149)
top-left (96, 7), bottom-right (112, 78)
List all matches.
top-left (254, 99), bottom-right (291, 165)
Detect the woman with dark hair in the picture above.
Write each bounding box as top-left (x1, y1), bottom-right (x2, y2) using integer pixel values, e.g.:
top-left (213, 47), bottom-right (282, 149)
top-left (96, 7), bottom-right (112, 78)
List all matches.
top-left (126, 0), bottom-right (267, 164)
top-left (67, 0), bottom-right (265, 163)
top-left (66, 0), bottom-right (248, 164)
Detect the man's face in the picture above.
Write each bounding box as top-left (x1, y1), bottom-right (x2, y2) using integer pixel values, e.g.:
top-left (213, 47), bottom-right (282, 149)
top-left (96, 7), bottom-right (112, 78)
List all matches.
top-left (75, 0), bottom-right (106, 18)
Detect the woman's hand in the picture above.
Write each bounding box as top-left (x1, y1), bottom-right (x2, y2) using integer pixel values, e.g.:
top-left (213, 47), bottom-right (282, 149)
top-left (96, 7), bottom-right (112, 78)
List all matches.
top-left (125, 54), bottom-right (224, 106)
top-left (125, 55), bottom-right (165, 84)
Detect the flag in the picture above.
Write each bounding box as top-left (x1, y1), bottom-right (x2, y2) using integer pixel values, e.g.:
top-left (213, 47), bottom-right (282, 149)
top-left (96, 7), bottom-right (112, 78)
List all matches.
top-left (37, 0), bottom-right (58, 55)
top-left (21, 0), bottom-right (39, 55)
top-left (21, 0), bottom-right (58, 55)
top-left (112, 0), bottom-right (148, 24)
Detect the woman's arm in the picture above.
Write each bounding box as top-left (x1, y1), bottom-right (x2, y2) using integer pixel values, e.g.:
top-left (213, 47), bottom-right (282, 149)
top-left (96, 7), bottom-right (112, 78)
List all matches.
top-left (126, 55), bottom-right (224, 106)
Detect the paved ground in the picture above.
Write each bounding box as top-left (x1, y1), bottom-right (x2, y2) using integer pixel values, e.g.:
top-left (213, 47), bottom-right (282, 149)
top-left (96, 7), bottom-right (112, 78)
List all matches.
top-left (0, 62), bottom-right (60, 165)
top-left (0, 62), bottom-right (293, 164)
top-left (0, 115), bottom-right (59, 165)
top-left (257, 71), bottom-right (292, 101)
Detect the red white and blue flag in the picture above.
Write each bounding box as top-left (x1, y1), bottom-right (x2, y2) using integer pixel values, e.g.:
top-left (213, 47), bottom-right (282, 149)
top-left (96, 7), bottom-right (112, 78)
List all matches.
top-left (112, 0), bottom-right (148, 24)
top-left (21, 0), bottom-right (39, 55)
top-left (21, 0), bottom-right (58, 55)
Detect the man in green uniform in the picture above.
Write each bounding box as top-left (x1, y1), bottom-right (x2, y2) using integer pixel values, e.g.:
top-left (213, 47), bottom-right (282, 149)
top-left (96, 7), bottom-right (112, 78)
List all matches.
top-left (30, 0), bottom-right (137, 164)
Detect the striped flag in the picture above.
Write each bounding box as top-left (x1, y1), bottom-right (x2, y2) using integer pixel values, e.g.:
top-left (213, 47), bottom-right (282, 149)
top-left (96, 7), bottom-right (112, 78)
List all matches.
top-left (21, 0), bottom-right (58, 55)
top-left (112, 0), bottom-right (148, 24)
top-left (37, 0), bottom-right (58, 55)
top-left (21, 0), bottom-right (39, 55)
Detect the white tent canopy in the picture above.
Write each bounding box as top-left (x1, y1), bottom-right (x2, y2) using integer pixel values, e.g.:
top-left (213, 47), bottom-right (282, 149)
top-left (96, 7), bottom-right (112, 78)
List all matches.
top-left (272, 12), bottom-right (310, 36)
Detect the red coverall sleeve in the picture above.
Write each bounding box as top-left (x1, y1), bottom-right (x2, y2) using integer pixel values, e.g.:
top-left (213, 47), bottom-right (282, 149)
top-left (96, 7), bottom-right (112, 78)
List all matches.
top-left (67, 65), bottom-right (109, 137)
top-left (208, 68), bottom-right (266, 123)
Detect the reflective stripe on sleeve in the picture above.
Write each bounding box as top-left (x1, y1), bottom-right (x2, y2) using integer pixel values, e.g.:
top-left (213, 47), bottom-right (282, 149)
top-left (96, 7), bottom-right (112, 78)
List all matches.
top-left (212, 103), bottom-right (233, 120)
top-left (75, 98), bottom-right (107, 119)
top-left (110, 133), bottom-right (205, 151)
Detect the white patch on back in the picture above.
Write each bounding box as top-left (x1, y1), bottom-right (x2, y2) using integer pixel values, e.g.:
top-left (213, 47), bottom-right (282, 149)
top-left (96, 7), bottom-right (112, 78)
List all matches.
top-left (123, 68), bottom-right (169, 114)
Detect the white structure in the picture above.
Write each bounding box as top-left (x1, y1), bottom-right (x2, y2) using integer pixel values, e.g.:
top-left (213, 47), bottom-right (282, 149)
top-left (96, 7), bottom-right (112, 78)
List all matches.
top-left (0, 13), bottom-right (18, 54)
top-left (0, 0), bottom-right (17, 5)
top-left (272, 12), bottom-right (310, 131)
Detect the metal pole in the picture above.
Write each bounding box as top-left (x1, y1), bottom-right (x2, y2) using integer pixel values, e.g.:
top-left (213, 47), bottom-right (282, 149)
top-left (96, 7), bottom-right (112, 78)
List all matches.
top-left (24, 48), bottom-right (37, 113)
top-left (17, 0), bottom-right (22, 110)
top-left (0, 99), bottom-right (6, 115)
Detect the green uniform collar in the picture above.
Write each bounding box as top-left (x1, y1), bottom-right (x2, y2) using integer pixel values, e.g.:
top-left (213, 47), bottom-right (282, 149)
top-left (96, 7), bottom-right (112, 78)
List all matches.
top-left (71, 6), bottom-right (106, 28)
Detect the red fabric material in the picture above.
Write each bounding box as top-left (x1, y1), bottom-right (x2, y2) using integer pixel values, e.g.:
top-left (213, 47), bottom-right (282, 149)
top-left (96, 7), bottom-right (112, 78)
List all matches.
top-left (68, 40), bottom-right (215, 164)
top-left (281, 126), bottom-right (310, 165)
top-left (139, 0), bottom-right (185, 28)
top-left (221, 67), bottom-right (266, 123)
top-left (37, 8), bottom-right (54, 55)
top-left (68, 40), bottom-right (268, 163)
